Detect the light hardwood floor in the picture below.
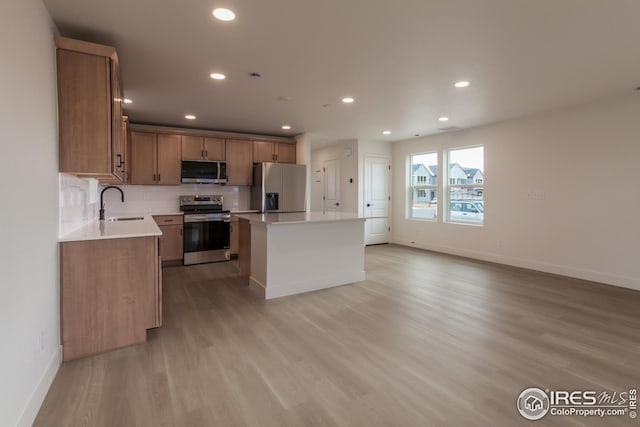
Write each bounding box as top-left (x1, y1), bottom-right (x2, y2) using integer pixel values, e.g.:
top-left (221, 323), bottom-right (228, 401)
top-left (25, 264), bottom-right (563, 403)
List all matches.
top-left (35, 245), bottom-right (640, 426)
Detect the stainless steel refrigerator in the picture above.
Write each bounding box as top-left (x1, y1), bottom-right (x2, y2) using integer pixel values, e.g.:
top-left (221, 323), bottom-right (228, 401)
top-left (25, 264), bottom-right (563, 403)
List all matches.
top-left (251, 163), bottom-right (306, 213)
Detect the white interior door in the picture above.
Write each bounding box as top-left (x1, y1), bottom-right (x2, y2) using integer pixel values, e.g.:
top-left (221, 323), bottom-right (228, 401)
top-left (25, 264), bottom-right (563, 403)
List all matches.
top-left (364, 155), bottom-right (390, 245)
top-left (324, 158), bottom-right (341, 212)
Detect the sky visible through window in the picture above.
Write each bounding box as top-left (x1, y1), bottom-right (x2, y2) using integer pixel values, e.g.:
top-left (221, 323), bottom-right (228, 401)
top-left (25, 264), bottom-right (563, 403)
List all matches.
top-left (449, 146), bottom-right (484, 171)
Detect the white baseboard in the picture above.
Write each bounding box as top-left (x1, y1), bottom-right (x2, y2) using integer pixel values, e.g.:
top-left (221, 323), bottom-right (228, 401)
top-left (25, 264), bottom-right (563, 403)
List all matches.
top-left (393, 239), bottom-right (640, 292)
top-left (16, 345), bottom-right (62, 427)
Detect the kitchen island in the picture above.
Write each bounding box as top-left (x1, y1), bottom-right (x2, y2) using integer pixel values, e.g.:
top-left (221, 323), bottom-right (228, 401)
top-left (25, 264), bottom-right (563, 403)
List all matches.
top-left (236, 212), bottom-right (366, 299)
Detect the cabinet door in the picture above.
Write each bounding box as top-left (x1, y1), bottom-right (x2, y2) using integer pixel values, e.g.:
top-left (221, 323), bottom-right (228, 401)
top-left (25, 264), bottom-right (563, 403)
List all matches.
top-left (204, 138), bottom-right (226, 160)
top-left (110, 57), bottom-right (124, 181)
top-left (276, 143), bottom-right (296, 164)
top-left (129, 131), bottom-right (156, 185)
top-left (253, 140), bottom-right (275, 163)
top-left (57, 49), bottom-right (111, 175)
top-left (181, 135), bottom-right (204, 160)
top-left (122, 116), bottom-right (129, 183)
top-left (157, 134), bottom-right (182, 184)
top-left (230, 217), bottom-right (239, 255)
top-left (226, 140), bottom-right (253, 186)
top-left (158, 224), bottom-right (183, 261)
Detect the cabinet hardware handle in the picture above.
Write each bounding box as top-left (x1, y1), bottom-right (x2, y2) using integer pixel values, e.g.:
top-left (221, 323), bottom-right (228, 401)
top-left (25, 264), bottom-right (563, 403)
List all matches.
top-left (230, 224), bottom-right (233, 232)
top-left (116, 153), bottom-right (123, 168)
top-left (153, 174), bottom-right (156, 182)
top-left (164, 219), bottom-right (173, 222)
top-left (158, 174), bottom-right (161, 182)
top-left (205, 150), bottom-right (208, 158)
top-left (201, 150), bottom-right (204, 158)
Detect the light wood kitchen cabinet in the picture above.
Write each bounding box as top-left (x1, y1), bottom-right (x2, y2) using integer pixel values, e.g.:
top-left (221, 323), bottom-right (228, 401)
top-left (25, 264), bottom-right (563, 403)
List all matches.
top-left (153, 215), bottom-right (184, 263)
top-left (56, 37), bottom-right (126, 182)
top-left (253, 140), bottom-right (296, 163)
top-left (129, 131), bottom-right (181, 185)
top-left (122, 116), bottom-right (130, 183)
top-left (60, 236), bottom-right (161, 361)
top-left (182, 136), bottom-right (225, 161)
top-left (230, 215), bottom-right (240, 256)
top-left (226, 139), bottom-right (253, 185)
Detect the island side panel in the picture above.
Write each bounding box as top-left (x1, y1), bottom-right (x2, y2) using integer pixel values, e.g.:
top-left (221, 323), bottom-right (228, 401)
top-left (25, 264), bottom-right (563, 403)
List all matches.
top-left (264, 219), bottom-right (366, 299)
top-left (248, 221), bottom-right (268, 297)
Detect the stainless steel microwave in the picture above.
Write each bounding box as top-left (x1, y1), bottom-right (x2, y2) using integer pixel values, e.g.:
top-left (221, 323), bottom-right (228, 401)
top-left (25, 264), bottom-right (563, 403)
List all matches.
top-left (181, 161), bottom-right (227, 184)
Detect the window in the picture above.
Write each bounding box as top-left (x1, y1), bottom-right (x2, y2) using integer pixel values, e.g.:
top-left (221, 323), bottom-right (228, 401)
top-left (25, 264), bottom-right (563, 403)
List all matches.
top-left (447, 146), bottom-right (484, 224)
top-left (409, 152), bottom-right (437, 219)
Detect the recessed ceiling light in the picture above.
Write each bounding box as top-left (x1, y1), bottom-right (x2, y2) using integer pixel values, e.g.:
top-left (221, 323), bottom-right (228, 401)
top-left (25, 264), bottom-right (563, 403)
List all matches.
top-left (438, 117), bottom-right (449, 122)
top-left (185, 114), bottom-right (196, 120)
top-left (342, 97), bottom-right (355, 104)
top-left (454, 81), bottom-right (470, 88)
top-left (382, 131), bottom-right (391, 135)
top-left (282, 125), bottom-right (291, 130)
top-left (213, 8), bottom-right (235, 21)
top-left (210, 73), bottom-right (226, 80)
top-left (123, 98), bottom-right (132, 104)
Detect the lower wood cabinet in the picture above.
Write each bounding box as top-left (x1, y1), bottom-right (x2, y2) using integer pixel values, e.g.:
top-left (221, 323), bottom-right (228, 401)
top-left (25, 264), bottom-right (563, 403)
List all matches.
top-left (60, 236), bottom-right (161, 361)
top-left (153, 215), bottom-right (184, 263)
top-left (230, 215), bottom-right (239, 255)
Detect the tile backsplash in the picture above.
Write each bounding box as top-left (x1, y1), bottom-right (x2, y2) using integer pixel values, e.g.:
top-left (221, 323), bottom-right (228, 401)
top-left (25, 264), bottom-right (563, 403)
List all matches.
top-left (59, 173), bottom-right (251, 238)
top-left (100, 183), bottom-right (251, 216)
top-left (59, 173), bottom-right (98, 237)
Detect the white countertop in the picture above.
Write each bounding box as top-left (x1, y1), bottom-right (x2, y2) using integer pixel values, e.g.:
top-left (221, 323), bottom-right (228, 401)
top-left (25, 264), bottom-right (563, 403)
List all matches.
top-left (60, 215), bottom-right (162, 242)
top-left (235, 211), bottom-right (365, 225)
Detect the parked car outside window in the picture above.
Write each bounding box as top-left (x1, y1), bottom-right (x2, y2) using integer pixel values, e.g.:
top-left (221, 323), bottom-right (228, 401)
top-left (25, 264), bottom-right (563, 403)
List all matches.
top-left (449, 200), bottom-right (483, 223)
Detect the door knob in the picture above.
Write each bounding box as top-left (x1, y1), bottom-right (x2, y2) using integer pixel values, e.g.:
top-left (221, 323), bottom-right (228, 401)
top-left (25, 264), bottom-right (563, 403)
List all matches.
top-left (366, 203), bottom-right (372, 207)
top-left (335, 203), bottom-right (340, 206)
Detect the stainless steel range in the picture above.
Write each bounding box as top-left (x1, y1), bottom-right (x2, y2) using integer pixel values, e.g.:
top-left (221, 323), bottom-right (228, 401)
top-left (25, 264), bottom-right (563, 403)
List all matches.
top-left (180, 195), bottom-right (230, 265)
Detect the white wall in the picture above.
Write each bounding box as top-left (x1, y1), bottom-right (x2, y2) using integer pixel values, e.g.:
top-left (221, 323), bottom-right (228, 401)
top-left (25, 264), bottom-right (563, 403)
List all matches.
top-left (0, 1), bottom-right (61, 426)
top-left (392, 94), bottom-right (640, 290)
top-left (310, 140), bottom-right (358, 213)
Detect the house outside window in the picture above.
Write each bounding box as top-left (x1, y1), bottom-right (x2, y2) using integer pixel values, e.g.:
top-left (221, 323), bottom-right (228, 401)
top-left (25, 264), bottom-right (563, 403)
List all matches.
top-left (409, 152), bottom-right (437, 220)
top-left (446, 146), bottom-right (484, 225)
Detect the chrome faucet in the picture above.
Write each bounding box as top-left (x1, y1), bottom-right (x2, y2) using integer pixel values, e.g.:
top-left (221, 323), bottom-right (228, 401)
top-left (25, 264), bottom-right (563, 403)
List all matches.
top-left (99, 186), bottom-right (125, 220)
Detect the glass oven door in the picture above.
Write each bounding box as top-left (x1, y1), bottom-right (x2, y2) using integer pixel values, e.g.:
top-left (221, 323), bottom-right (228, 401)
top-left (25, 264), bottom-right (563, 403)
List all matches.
top-left (183, 219), bottom-right (230, 253)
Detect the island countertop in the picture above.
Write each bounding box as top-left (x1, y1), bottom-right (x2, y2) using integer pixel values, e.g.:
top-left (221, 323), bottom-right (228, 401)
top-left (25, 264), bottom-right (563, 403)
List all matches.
top-left (235, 211), bottom-right (365, 225)
top-left (59, 215), bottom-right (162, 242)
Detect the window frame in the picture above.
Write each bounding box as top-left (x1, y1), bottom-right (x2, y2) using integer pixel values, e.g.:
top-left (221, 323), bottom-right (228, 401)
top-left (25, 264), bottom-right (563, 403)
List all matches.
top-left (444, 145), bottom-right (484, 226)
top-left (407, 152), bottom-right (438, 221)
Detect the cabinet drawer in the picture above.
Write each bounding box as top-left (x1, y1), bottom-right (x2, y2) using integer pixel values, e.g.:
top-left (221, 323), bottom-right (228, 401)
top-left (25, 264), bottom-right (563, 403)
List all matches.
top-left (153, 215), bottom-right (184, 225)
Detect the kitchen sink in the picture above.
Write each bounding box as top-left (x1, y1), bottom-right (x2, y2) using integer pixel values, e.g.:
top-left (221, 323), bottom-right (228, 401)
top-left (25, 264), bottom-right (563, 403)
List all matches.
top-left (106, 216), bottom-right (145, 222)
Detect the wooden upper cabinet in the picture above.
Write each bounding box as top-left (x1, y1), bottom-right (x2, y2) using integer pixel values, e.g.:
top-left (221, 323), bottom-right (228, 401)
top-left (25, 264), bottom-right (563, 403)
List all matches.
top-left (204, 138), bottom-right (225, 160)
top-left (156, 134), bottom-right (181, 184)
top-left (253, 140), bottom-right (296, 164)
top-left (129, 131), bottom-right (181, 185)
top-left (182, 136), bottom-right (225, 161)
top-left (226, 140), bottom-right (253, 186)
top-left (276, 143), bottom-right (296, 164)
top-left (56, 37), bottom-right (125, 182)
top-left (181, 135), bottom-right (205, 160)
top-left (253, 141), bottom-right (276, 163)
top-left (129, 131), bottom-right (156, 185)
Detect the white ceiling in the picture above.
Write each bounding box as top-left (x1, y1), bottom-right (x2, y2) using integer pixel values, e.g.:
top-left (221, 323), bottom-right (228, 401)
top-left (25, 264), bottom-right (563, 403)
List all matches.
top-left (42, 0), bottom-right (640, 144)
